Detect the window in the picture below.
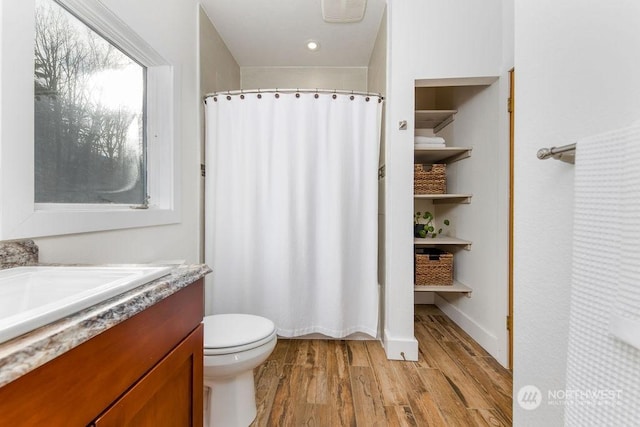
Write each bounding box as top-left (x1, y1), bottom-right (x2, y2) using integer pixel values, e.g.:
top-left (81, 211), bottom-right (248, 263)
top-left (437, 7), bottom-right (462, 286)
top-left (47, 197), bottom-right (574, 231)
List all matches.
top-left (34, 0), bottom-right (146, 205)
top-left (0, 0), bottom-right (180, 239)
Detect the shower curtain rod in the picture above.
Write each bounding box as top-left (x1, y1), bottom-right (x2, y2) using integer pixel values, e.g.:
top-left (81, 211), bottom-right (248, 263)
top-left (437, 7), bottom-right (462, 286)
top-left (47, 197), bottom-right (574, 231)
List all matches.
top-left (204, 88), bottom-right (384, 100)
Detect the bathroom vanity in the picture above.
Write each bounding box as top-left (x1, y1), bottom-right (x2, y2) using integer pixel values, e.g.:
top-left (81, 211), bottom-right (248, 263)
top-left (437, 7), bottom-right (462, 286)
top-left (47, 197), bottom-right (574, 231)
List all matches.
top-left (0, 264), bottom-right (210, 426)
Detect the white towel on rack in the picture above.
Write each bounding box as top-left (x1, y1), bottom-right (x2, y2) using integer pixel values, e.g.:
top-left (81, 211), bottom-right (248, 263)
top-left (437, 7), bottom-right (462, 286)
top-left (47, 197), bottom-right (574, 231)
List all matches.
top-left (609, 124), bottom-right (640, 350)
top-left (565, 122), bottom-right (640, 426)
top-left (414, 136), bottom-right (445, 146)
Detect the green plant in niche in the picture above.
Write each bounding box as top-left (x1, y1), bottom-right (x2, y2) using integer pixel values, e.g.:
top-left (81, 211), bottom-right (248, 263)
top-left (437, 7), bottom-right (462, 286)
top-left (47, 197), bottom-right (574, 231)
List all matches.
top-left (414, 211), bottom-right (450, 238)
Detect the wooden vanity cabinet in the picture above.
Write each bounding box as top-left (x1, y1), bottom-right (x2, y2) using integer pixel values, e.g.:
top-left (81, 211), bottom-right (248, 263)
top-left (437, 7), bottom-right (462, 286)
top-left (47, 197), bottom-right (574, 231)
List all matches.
top-left (0, 279), bottom-right (204, 427)
top-left (91, 324), bottom-right (203, 426)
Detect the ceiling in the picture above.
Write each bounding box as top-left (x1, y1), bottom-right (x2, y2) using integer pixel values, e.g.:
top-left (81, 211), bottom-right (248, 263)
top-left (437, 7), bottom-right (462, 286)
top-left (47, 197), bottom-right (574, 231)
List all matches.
top-left (199, 0), bottom-right (386, 67)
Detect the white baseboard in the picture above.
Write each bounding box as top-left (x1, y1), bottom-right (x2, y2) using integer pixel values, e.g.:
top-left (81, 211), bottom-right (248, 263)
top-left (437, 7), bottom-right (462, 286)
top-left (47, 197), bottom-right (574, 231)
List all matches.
top-left (383, 329), bottom-right (419, 361)
top-left (434, 295), bottom-right (505, 365)
top-left (291, 332), bottom-right (376, 341)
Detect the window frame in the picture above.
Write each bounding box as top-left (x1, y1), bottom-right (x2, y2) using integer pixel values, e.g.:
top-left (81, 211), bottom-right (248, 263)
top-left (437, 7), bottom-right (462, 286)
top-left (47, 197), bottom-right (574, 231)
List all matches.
top-left (0, 0), bottom-right (181, 239)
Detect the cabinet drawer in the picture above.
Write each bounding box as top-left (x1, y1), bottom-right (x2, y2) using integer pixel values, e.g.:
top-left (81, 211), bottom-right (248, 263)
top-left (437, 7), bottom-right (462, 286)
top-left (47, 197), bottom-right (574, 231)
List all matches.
top-left (92, 324), bottom-right (203, 427)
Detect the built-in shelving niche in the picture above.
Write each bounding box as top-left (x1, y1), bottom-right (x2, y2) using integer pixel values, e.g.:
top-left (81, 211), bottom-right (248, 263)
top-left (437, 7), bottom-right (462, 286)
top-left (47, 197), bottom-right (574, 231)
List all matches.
top-left (413, 83), bottom-right (481, 298)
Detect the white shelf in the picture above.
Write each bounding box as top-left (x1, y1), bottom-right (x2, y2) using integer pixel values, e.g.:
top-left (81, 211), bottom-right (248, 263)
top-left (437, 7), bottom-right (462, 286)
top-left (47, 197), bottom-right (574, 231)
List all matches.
top-left (415, 110), bottom-right (457, 132)
top-left (414, 147), bottom-right (472, 164)
top-left (414, 280), bottom-right (472, 297)
top-left (412, 106), bottom-right (474, 300)
top-left (414, 193), bottom-right (472, 204)
top-left (414, 236), bottom-right (471, 250)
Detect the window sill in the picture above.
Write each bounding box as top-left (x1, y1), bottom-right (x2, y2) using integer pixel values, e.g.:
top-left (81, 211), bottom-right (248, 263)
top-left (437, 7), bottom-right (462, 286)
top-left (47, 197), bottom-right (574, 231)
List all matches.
top-left (1, 207), bottom-right (180, 240)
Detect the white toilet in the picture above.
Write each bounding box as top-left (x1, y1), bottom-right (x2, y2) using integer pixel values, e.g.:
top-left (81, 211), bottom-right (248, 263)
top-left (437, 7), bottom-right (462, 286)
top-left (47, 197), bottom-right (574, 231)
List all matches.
top-left (203, 313), bottom-right (277, 427)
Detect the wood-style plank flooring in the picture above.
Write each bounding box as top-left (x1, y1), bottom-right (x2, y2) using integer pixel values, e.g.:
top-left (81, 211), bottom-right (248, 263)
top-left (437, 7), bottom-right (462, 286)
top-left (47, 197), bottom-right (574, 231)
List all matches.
top-left (251, 304), bottom-right (512, 426)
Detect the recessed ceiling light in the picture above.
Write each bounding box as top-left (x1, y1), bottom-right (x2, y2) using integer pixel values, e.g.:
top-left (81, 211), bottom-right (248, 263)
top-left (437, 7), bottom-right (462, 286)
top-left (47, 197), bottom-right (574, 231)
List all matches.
top-left (306, 40), bottom-right (320, 51)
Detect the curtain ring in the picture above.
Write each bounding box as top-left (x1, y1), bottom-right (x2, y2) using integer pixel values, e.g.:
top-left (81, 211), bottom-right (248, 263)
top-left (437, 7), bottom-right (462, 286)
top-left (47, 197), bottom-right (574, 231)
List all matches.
top-left (240, 89), bottom-right (244, 100)
top-left (350, 95), bottom-right (354, 101)
top-left (213, 96), bottom-right (217, 102)
top-left (226, 95), bottom-right (231, 100)
top-left (365, 96), bottom-right (370, 102)
top-left (332, 94), bottom-right (337, 100)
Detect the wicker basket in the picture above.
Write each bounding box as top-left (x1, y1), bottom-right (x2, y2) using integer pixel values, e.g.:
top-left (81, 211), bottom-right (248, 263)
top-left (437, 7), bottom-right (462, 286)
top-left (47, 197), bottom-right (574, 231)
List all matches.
top-left (414, 164), bottom-right (446, 194)
top-left (415, 248), bottom-right (453, 286)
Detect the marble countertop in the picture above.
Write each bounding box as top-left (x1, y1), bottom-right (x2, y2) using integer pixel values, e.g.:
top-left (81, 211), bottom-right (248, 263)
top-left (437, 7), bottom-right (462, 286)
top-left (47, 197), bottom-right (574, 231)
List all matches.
top-left (0, 263), bottom-right (211, 388)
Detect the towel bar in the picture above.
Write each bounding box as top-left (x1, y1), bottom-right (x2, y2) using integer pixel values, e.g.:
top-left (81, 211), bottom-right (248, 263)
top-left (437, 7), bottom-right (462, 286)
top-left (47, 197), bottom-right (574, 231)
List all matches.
top-left (537, 143), bottom-right (576, 164)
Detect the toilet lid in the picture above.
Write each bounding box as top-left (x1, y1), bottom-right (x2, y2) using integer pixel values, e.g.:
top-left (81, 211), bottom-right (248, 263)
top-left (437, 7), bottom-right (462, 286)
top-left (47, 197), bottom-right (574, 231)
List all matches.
top-left (203, 314), bottom-right (276, 351)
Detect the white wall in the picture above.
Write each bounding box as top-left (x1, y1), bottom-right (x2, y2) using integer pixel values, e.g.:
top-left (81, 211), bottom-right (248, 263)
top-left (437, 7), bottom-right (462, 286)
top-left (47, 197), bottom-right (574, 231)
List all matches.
top-left (411, 1), bottom-right (502, 80)
top-left (367, 10), bottom-right (387, 97)
top-left (198, 6), bottom-right (240, 313)
top-left (383, 1), bottom-right (419, 360)
top-left (514, 1), bottom-right (640, 425)
top-left (240, 67), bottom-right (367, 91)
top-left (199, 8), bottom-right (240, 96)
top-left (432, 82), bottom-right (508, 365)
top-left (27, 0), bottom-right (202, 264)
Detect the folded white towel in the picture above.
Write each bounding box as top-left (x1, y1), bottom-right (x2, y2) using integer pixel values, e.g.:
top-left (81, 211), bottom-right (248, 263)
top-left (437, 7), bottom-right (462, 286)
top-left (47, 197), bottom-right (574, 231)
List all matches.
top-left (414, 136), bottom-right (445, 145)
top-left (414, 143), bottom-right (446, 149)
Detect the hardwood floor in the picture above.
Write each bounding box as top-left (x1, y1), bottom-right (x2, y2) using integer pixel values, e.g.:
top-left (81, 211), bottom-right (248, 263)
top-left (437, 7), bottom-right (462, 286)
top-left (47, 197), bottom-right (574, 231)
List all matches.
top-left (251, 305), bottom-right (512, 426)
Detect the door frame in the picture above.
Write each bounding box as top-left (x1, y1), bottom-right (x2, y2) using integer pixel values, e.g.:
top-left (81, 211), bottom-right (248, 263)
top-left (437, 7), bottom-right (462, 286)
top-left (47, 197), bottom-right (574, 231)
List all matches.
top-left (508, 68), bottom-right (515, 370)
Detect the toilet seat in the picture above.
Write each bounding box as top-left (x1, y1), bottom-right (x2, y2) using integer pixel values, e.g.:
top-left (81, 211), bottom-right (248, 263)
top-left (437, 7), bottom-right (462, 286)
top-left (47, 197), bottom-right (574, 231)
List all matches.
top-left (203, 314), bottom-right (276, 356)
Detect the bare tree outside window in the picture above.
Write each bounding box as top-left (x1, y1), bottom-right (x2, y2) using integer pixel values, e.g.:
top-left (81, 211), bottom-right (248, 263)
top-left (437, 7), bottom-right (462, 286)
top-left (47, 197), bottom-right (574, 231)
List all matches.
top-left (34, 0), bottom-right (146, 204)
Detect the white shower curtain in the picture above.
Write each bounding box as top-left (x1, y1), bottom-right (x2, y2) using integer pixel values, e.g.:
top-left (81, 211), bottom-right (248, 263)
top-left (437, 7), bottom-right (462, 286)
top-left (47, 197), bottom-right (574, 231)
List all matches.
top-left (204, 91), bottom-right (381, 338)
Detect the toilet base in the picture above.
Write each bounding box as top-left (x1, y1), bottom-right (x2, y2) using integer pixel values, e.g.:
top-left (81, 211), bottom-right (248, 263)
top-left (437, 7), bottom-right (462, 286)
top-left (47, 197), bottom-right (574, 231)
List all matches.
top-left (204, 370), bottom-right (257, 427)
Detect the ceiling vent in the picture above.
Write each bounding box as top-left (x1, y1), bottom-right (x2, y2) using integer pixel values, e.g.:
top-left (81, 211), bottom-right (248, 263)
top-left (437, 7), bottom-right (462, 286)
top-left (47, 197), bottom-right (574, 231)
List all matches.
top-left (321, 0), bottom-right (367, 23)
